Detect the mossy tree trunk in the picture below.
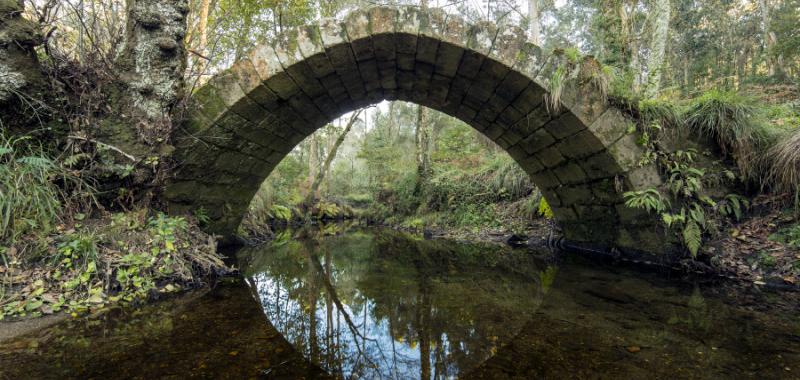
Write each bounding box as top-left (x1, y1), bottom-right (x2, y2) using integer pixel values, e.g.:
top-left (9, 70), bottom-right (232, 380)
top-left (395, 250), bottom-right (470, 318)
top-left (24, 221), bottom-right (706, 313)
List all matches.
top-left (97, 0), bottom-right (189, 191)
top-left (0, 0), bottom-right (48, 132)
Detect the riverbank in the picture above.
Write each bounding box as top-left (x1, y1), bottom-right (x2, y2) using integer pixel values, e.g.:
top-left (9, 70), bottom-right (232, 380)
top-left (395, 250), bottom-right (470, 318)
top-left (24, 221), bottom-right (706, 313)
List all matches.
top-left (374, 203), bottom-right (800, 289)
top-left (0, 210), bottom-right (231, 322)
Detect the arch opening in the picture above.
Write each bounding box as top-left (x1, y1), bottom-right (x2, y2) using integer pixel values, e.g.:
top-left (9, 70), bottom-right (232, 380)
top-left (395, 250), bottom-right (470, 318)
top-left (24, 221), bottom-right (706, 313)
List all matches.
top-left (166, 6), bottom-right (665, 252)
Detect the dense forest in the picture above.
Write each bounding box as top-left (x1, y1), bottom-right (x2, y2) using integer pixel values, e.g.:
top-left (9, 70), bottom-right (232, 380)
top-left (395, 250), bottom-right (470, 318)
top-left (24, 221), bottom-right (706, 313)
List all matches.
top-left (0, 0), bottom-right (798, 321)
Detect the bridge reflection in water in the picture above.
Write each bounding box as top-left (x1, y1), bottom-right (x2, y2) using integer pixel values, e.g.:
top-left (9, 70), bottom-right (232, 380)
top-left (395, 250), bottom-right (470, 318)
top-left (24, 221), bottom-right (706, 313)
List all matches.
top-left (240, 228), bottom-right (547, 379)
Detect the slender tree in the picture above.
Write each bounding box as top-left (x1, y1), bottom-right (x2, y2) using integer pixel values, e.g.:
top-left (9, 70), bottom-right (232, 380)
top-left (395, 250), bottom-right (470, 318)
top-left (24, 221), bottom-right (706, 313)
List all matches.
top-left (527, 0), bottom-right (541, 45)
top-left (644, 0), bottom-right (670, 98)
top-left (415, 105), bottom-right (432, 183)
top-left (304, 110), bottom-right (363, 206)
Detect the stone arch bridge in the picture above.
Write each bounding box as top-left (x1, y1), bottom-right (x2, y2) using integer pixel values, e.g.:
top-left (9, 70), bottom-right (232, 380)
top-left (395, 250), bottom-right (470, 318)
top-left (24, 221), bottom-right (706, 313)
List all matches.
top-left (166, 6), bottom-right (665, 253)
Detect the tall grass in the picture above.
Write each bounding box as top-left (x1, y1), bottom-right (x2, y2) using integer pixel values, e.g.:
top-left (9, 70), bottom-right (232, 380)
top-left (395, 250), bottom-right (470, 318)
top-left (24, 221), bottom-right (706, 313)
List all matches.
top-left (0, 133), bottom-right (93, 248)
top-left (684, 90), bottom-right (773, 181)
top-left (767, 128), bottom-right (800, 206)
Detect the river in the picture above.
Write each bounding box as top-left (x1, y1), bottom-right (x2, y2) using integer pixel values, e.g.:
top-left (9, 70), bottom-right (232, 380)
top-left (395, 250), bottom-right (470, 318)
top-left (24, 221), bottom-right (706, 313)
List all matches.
top-left (1, 227), bottom-right (798, 379)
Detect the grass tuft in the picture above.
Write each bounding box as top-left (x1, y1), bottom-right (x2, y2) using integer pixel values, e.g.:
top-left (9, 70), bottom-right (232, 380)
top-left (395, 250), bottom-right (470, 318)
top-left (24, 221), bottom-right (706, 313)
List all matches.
top-left (684, 90), bottom-right (773, 181)
top-left (0, 133), bottom-right (94, 250)
top-left (766, 128), bottom-right (800, 203)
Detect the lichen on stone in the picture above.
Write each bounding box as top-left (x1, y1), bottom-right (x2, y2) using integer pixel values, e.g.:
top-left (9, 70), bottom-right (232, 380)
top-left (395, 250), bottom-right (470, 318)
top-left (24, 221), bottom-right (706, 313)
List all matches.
top-left (0, 59), bottom-right (26, 102)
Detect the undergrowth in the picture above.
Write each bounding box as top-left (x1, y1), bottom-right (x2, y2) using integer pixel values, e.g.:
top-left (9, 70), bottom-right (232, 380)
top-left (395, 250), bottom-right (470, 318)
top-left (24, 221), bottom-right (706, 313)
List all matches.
top-left (0, 133), bottom-right (95, 257)
top-left (622, 87), bottom-right (798, 258)
top-left (0, 212), bottom-right (226, 320)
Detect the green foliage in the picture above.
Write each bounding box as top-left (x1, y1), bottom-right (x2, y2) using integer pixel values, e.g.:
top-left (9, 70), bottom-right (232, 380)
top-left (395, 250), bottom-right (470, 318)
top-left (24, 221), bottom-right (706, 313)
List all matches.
top-left (715, 194), bottom-right (749, 221)
top-left (269, 205), bottom-right (293, 222)
top-left (193, 207), bottom-right (211, 226)
top-left (748, 250), bottom-right (778, 269)
top-left (315, 202), bottom-right (342, 219)
top-left (626, 144), bottom-right (754, 257)
top-left (682, 220), bottom-right (702, 258)
top-left (2, 211), bottom-right (225, 319)
top-left (624, 189), bottom-right (669, 213)
top-left (537, 197), bottom-right (554, 219)
top-left (769, 223), bottom-right (800, 248)
top-left (54, 232), bottom-right (99, 273)
top-left (684, 90), bottom-right (773, 180)
top-left (0, 133), bottom-right (93, 247)
top-left (545, 53), bottom-right (611, 113)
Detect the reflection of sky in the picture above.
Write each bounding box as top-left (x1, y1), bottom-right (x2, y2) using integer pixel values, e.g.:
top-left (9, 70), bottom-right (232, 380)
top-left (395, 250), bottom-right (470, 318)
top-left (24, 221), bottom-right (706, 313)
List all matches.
top-left (250, 273), bottom-right (435, 379)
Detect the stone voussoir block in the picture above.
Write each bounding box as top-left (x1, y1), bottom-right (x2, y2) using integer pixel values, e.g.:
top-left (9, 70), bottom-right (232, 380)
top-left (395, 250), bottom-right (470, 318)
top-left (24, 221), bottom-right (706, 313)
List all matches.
top-left (555, 184), bottom-right (593, 206)
top-left (552, 161), bottom-right (588, 185)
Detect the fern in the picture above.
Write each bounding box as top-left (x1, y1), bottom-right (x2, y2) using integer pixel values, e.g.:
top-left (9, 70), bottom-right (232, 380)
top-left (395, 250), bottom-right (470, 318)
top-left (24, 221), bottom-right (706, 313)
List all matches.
top-left (624, 189), bottom-right (669, 213)
top-left (682, 220), bottom-right (702, 258)
top-left (269, 205), bottom-right (292, 221)
top-left (64, 153), bottom-right (91, 167)
top-left (17, 156), bottom-right (54, 169)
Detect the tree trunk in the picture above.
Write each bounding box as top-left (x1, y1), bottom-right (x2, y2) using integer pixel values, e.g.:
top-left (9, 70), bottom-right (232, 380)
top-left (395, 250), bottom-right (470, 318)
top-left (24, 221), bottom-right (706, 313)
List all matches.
top-left (643, 0), bottom-right (670, 98)
top-left (306, 134), bottom-right (320, 201)
top-left (629, 34), bottom-right (641, 92)
top-left (527, 0), bottom-right (541, 45)
top-left (115, 0), bottom-right (188, 161)
top-left (304, 110), bottom-right (362, 206)
top-left (415, 105), bottom-right (431, 183)
top-left (758, 0), bottom-right (773, 76)
top-left (197, 0), bottom-right (210, 54)
top-left (388, 101), bottom-right (397, 141)
top-left (0, 0), bottom-right (48, 132)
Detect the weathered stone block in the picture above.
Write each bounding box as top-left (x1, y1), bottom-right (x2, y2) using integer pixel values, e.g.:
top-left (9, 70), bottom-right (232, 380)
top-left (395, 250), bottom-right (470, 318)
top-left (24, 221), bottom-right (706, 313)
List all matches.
top-left (539, 187), bottom-right (562, 206)
top-left (555, 129), bottom-right (605, 159)
top-left (531, 171), bottom-right (561, 189)
top-left (552, 162), bottom-right (587, 185)
top-left (466, 21), bottom-right (497, 56)
top-left (543, 112), bottom-right (585, 139)
top-left (587, 107), bottom-right (630, 147)
top-left (550, 205), bottom-right (578, 222)
top-left (519, 155), bottom-right (544, 174)
top-left (556, 184), bottom-right (593, 205)
top-left (624, 165), bottom-right (663, 190)
top-left (580, 151), bottom-right (622, 179)
top-left (606, 133), bottom-right (643, 173)
top-left (536, 146), bottom-right (566, 168)
top-left (590, 178), bottom-right (622, 203)
top-left (433, 42), bottom-right (463, 78)
top-left (616, 202), bottom-right (655, 226)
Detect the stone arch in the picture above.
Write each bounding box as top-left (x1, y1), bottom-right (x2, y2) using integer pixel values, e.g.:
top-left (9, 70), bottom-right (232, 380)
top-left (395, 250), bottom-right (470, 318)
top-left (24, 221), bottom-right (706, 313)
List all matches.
top-left (166, 6), bottom-right (665, 252)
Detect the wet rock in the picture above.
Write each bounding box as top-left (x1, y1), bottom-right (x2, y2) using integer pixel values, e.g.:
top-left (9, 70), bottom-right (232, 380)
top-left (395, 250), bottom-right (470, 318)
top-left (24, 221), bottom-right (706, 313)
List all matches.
top-left (505, 234), bottom-right (528, 247)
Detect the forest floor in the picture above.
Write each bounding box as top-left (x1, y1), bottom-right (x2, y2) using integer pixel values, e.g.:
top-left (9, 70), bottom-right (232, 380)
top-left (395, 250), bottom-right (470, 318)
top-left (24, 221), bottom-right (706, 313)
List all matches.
top-left (0, 211), bottom-right (232, 323)
top-left (705, 195), bottom-right (800, 287)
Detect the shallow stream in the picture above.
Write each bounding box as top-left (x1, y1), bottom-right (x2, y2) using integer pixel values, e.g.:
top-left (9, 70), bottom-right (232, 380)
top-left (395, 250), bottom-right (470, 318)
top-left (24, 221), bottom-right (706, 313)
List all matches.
top-left (1, 227), bottom-right (799, 379)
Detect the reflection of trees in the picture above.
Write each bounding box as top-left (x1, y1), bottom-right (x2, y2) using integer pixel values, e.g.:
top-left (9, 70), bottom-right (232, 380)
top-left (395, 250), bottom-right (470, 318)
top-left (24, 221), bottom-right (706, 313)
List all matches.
top-left (241, 229), bottom-right (547, 379)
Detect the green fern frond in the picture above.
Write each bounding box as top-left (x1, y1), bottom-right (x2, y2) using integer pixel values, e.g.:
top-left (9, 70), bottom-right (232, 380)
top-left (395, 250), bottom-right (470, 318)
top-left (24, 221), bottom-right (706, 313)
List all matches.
top-left (683, 220), bottom-right (702, 258)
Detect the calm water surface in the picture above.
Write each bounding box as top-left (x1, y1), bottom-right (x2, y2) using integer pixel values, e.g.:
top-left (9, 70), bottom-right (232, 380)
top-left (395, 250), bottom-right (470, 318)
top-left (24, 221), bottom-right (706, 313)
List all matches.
top-left (1, 227), bottom-right (799, 379)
